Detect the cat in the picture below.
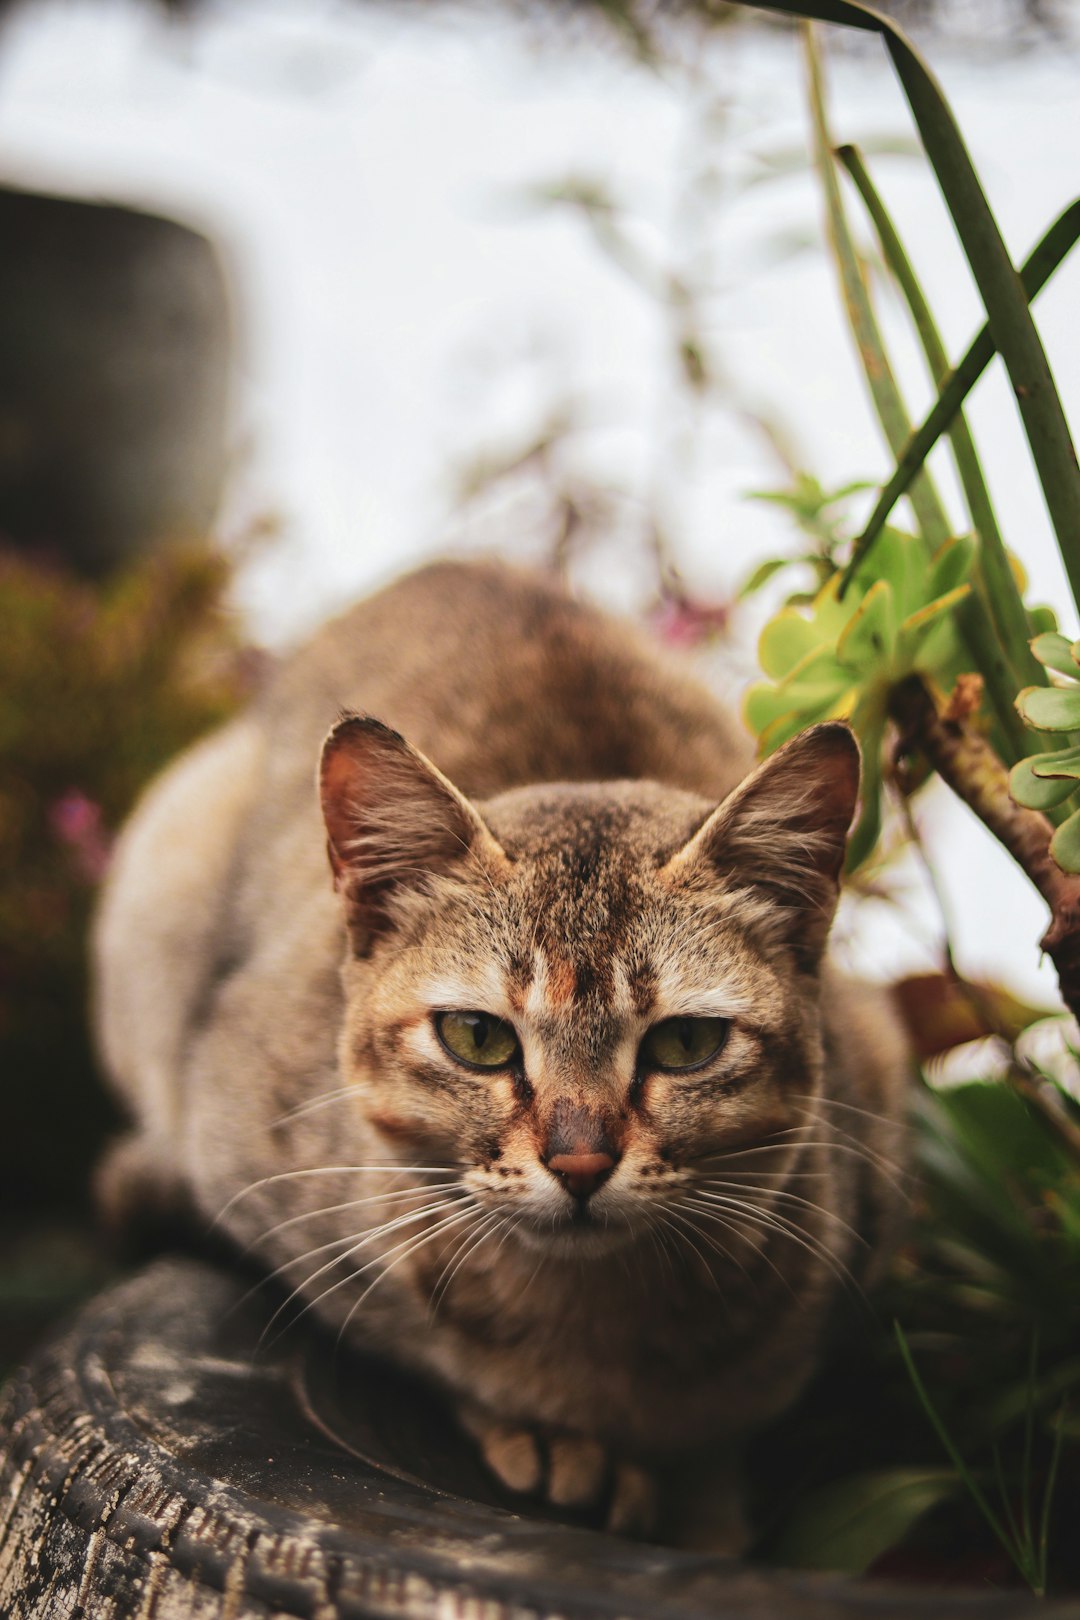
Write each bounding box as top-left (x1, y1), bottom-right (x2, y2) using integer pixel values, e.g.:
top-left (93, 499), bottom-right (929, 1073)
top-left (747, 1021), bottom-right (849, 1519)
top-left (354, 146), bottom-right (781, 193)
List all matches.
top-left (92, 557), bottom-right (911, 1551)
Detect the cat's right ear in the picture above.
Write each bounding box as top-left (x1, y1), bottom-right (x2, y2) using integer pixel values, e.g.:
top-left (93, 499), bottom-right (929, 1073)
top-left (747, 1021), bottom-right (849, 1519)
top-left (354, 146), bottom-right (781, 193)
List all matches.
top-left (319, 714), bottom-right (508, 954)
top-left (664, 722), bottom-right (860, 971)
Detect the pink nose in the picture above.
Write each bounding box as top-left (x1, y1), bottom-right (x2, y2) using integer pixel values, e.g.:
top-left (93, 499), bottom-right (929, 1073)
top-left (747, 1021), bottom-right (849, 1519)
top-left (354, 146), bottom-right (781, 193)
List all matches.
top-left (546, 1151), bottom-right (617, 1200)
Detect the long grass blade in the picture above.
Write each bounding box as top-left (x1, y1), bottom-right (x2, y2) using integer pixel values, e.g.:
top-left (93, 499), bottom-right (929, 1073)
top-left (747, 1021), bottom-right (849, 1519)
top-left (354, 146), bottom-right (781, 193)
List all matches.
top-left (738, 0), bottom-right (1080, 619)
top-left (847, 199), bottom-right (1080, 584)
top-left (894, 1321), bottom-right (1037, 1591)
top-left (804, 28), bottom-right (951, 554)
top-left (802, 30), bottom-right (1030, 758)
top-left (838, 144), bottom-right (1050, 725)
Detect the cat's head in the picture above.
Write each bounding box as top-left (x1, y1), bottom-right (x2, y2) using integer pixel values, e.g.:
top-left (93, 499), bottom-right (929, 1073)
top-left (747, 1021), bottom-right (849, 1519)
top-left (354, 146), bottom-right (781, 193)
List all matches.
top-left (319, 713), bottom-right (859, 1259)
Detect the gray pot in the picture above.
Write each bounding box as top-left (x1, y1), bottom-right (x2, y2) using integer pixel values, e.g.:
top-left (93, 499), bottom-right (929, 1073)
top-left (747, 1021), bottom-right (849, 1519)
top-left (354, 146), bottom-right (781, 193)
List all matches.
top-left (0, 185), bottom-right (231, 575)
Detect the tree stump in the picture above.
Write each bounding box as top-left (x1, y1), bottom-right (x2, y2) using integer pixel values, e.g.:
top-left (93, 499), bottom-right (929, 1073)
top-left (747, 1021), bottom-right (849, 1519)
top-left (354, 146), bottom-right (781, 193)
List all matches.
top-left (0, 1258), bottom-right (1066, 1619)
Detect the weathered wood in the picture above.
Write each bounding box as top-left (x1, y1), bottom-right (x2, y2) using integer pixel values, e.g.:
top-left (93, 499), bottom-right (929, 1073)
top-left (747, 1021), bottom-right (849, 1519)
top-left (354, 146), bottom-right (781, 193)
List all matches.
top-left (0, 1259), bottom-right (1069, 1619)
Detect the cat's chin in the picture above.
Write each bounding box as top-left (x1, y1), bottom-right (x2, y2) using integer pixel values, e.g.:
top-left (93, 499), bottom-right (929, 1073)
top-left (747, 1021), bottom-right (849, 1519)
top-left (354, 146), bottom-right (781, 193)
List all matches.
top-left (511, 1209), bottom-right (636, 1261)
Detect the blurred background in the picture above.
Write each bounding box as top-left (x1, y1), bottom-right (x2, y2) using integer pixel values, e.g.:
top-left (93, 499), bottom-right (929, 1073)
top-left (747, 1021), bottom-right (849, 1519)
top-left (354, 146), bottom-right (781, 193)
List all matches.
top-left (1, 0), bottom-right (1077, 1364)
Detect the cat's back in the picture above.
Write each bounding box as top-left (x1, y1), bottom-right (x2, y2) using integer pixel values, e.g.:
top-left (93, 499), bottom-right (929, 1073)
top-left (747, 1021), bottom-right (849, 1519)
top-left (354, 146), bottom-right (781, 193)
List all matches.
top-left (258, 558), bottom-right (753, 810)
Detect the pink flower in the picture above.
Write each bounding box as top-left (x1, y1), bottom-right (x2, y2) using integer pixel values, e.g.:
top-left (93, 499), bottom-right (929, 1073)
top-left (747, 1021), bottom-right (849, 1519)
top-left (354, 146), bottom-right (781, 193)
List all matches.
top-left (49, 791), bottom-right (112, 883)
top-left (651, 595), bottom-right (731, 649)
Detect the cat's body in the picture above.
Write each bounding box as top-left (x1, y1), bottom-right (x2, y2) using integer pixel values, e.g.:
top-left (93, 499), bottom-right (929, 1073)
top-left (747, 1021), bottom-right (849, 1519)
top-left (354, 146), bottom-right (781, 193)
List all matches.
top-left (94, 558), bottom-right (910, 1547)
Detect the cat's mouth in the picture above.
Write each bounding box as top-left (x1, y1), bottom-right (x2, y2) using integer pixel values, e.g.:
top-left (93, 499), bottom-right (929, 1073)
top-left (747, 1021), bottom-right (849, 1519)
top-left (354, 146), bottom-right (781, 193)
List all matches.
top-left (512, 1198), bottom-right (634, 1259)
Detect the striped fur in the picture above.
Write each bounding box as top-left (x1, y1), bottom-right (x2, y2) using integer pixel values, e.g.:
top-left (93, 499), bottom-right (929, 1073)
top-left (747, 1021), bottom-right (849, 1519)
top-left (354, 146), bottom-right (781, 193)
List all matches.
top-left (93, 559), bottom-right (911, 1551)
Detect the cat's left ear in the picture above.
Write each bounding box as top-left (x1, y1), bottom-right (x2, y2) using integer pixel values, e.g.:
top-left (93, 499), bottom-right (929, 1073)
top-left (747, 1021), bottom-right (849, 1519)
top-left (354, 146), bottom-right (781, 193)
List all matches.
top-left (319, 713), bottom-right (508, 954)
top-left (664, 723), bottom-right (860, 970)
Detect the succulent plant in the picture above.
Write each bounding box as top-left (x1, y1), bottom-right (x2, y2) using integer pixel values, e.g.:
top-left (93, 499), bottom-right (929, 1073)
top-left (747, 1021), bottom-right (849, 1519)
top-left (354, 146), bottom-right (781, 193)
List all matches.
top-left (743, 527), bottom-right (975, 868)
top-left (1011, 634), bottom-right (1080, 872)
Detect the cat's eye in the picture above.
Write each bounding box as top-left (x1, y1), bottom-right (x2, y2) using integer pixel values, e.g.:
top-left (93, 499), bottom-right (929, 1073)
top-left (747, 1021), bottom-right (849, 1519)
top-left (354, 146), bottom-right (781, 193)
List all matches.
top-left (435, 1010), bottom-right (520, 1070)
top-left (640, 1016), bottom-right (729, 1073)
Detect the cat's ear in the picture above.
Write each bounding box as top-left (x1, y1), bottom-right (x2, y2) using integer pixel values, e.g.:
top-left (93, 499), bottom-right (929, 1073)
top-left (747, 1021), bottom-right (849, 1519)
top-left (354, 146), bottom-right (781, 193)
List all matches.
top-left (665, 723), bottom-right (860, 970)
top-left (319, 713), bottom-right (507, 953)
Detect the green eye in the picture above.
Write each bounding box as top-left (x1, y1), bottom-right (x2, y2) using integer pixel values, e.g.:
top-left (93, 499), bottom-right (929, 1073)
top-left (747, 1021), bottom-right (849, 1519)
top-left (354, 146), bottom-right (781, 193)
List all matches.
top-left (641, 1016), bottom-right (729, 1073)
top-left (435, 1011), bottom-right (520, 1070)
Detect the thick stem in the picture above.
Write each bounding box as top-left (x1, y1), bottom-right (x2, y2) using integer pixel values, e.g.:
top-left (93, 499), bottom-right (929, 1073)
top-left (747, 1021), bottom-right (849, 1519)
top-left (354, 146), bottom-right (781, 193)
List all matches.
top-left (889, 674), bottom-right (1080, 1023)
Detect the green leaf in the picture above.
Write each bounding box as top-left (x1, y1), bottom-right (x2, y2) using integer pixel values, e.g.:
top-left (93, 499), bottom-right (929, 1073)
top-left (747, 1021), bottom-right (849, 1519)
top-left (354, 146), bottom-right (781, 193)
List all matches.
top-left (852, 526), bottom-right (924, 620)
top-left (895, 583), bottom-right (971, 667)
top-left (928, 532), bottom-right (977, 600)
top-left (1030, 632), bottom-right (1080, 678)
top-left (737, 557), bottom-right (789, 601)
top-left (758, 609), bottom-right (824, 679)
top-left (1029, 605), bottom-right (1059, 637)
top-left (758, 690), bottom-right (852, 754)
top-left (773, 641), bottom-right (851, 706)
top-left (769, 1468), bottom-right (958, 1574)
top-left (1016, 685), bottom-right (1080, 733)
top-left (844, 707), bottom-right (885, 870)
top-left (1010, 756), bottom-right (1077, 813)
top-left (1050, 807), bottom-right (1080, 874)
top-left (1030, 747), bottom-right (1080, 781)
top-left (744, 681), bottom-right (800, 737)
top-left (836, 578), bottom-right (897, 673)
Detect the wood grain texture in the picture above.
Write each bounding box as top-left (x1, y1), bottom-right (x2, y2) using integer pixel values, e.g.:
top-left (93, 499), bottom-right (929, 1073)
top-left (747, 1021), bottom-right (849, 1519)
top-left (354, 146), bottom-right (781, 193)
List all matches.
top-left (0, 1259), bottom-right (1068, 1619)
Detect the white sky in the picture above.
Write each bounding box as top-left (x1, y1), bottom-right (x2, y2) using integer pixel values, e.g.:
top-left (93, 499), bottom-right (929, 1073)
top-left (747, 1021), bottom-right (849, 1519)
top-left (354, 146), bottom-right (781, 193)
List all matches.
top-left (2, 0), bottom-right (1079, 1009)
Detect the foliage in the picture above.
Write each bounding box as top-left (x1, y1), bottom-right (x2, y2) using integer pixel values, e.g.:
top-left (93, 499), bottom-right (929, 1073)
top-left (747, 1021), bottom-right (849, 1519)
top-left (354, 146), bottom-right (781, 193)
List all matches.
top-left (725, 0), bottom-right (1080, 1592)
top-left (1012, 634), bottom-right (1080, 873)
top-left (0, 542), bottom-right (253, 1215)
top-left (743, 525), bottom-right (973, 867)
top-left (754, 1064), bottom-right (1080, 1592)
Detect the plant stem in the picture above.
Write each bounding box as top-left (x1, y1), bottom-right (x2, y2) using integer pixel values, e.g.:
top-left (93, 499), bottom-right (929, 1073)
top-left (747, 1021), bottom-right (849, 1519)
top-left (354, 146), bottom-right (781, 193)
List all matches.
top-left (888, 674), bottom-right (1080, 1024)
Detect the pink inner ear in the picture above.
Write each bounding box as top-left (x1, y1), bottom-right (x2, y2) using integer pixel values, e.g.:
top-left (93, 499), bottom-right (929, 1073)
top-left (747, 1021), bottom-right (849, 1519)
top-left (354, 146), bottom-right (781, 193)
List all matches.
top-left (663, 724), bottom-right (860, 967)
top-left (318, 714), bottom-right (505, 920)
top-left (321, 734), bottom-right (371, 882)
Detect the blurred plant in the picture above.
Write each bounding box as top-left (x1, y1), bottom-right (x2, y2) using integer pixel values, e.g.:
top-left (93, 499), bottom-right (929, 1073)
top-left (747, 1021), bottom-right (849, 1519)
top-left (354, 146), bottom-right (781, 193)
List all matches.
top-left (757, 1058), bottom-right (1080, 1592)
top-left (1011, 634), bottom-right (1080, 873)
top-left (744, 526), bottom-right (973, 866)
top-left (710, 0), bottom-right (1080, 1590)
top-left (0, 542), bottom-right (255, 1216)
top-left (735, 8), bottom-right (1080, 1033)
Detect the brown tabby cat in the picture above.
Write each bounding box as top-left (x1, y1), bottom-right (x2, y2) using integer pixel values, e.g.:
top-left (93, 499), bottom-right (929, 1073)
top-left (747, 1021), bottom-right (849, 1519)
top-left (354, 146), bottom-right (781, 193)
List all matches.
top-left (93, 558), bottom-right (910, 1550)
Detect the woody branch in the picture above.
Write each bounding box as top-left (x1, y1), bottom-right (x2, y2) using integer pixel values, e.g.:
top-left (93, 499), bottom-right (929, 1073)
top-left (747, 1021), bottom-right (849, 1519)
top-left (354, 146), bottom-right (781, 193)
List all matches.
top-left (888, 672), bottom-right (1080, 1026)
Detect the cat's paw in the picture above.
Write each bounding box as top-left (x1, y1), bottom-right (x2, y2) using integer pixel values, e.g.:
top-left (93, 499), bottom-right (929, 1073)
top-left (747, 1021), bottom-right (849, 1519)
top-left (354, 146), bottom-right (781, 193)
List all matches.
top-left (460, 1409), bottom-right (657, 1538)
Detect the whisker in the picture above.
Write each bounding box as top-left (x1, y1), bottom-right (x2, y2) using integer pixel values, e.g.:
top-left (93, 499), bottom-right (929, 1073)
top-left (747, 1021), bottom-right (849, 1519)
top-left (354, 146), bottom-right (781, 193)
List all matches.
top-left (270, 1085), bottom-right (360, 1130)
top-left (429, 1210), bottom-right (507, 1317)
top-left (336, 1202), bottom-right (484, 1340)
top-left (791, 1092), bottom-right (902, 1129)
top-left (264, 1199), bottom-right (480, 1351)
top-left (213, 1163), bottom-right (463, 1226)
top-left (669, 1198), bottom-right (777, 1292)
top-left (252, 1194), bottom-right (469, 1343)
top-left (696, 1179), bottom-right (867, 1246)
top-left (684, 1192), bottom-right (862, 1300)
top-left (241, 1182), bottom-right (463, 1254)
top-left (652, 1207), bottom-right (725, 1290)
top-left (789, 1111), bottom-right (913, 1198)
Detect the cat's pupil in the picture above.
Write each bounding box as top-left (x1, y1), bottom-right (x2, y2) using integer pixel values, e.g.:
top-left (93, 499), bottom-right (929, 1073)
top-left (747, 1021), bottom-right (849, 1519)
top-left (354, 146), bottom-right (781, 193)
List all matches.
top-left (467, 1014), bottom-right (489, 1051)
top-left (677, 1020), bottom-right (693, 1053)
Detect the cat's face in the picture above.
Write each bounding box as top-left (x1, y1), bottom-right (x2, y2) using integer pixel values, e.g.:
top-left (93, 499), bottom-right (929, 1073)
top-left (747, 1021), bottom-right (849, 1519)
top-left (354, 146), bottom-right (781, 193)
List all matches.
top-left (322, 716), bottom-right (859, 1264)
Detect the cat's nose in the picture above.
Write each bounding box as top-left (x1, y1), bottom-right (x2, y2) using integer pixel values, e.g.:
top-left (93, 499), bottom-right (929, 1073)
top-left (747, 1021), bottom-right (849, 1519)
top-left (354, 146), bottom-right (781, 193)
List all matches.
top-left (546, 1150), bottom-right (617, 1200)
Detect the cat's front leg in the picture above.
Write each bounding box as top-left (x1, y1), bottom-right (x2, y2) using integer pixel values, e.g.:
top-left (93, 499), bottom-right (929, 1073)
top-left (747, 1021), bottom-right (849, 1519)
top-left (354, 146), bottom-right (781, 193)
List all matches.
top-left (459, 1406), bottom-right (658, 1537)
